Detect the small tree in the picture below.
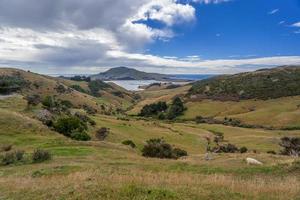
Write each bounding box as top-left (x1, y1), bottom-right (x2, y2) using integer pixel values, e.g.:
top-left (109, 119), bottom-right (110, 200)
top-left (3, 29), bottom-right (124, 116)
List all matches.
top-left (166, 97), bottom-right (185, 120)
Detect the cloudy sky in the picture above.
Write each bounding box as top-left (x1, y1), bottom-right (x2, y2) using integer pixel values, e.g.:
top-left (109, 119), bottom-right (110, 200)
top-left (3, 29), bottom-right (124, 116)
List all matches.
top-left (0, 0), bottom-right (300, 74)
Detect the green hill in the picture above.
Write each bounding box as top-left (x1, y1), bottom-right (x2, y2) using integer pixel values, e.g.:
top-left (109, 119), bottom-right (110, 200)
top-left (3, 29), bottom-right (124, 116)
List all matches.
top-left (188, 66), bottom-right (300, 101)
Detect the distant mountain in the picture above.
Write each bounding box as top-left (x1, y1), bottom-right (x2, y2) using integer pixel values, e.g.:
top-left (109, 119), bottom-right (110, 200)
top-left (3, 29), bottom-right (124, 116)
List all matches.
top-left (188, 65), bottom-right (300, 101)
top-left (90, 67), bottom-right (172, 81)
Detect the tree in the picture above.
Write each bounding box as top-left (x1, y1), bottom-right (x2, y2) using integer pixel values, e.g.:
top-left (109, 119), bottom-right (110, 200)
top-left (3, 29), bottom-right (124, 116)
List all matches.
top-left (53, 117), bottom-right (87, 138)
top-left (166, 97), bottom-right (185, 120)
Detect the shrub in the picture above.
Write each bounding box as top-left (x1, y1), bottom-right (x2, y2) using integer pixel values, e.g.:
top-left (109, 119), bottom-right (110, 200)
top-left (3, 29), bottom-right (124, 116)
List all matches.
top-left (42, 96), bottom-right (57, 109)
top-left (213, 143), bottom-right (239, 153)
top-left (1, 144), bottom-right (12, 152)
top-left (32, 149), bottom-right (51, 163)
top-left (53, 117), bottom-right (88, 138)
top-left (95, 127), bottom-right (110, 141)
top-left (166, 97), bottom-right (185, 120)
top-left (15, 150), bottom-right (25, 161)
top-left (240, 146), bottom-right (248, 153)
top-left (60, 100), bottom-right (73, 108)
top-left (75, 112), bottom-right (96, 126)
top-left (140, 101), bottom-right (168, 117)
top-left (36, 109), bottom-right (53, 126)
top-left (1, 152), bottom-right (15, 165)
top-left (55, 84), bottom-right (67, 93)
top-left (173, 148), bottom-right (188, 158)
top-left (26, 94), bottom-right (41, 107)
top-left (70, 131), bottom-right (91, 141)
top-left (122, 140), bottom-right (136, 148)
top-left (71, 85), bottom-right (87, 93)
top-left (0, 75), bottom-right (26, 94)
top-left (83, 104), bottom-right (97, 115)
top-left (279, 137), bottom-right (300, 156)
top-left (142, 138), bottom-right (187, 159)
top-left (88, 80), bottom-right (111, 97)
top-left (267, 150), bottom-right (277, 155)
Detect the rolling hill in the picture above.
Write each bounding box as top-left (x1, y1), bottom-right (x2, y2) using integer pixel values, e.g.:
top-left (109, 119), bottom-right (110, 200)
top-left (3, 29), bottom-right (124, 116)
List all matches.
top-left (0, 68), bottom-right (136, 112)
top-left (90, 66), bottom-right (173, 81)
top-left (188, 65), bottom-right (300, 101)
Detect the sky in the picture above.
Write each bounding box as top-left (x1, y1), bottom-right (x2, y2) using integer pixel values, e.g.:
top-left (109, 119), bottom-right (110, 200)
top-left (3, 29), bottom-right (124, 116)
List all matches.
top-left (0, 0), bottom-right (300, 74)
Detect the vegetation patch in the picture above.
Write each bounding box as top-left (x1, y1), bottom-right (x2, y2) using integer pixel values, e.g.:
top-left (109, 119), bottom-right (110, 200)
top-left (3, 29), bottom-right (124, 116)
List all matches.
top-left (142, 138), bottom-right (187, 159)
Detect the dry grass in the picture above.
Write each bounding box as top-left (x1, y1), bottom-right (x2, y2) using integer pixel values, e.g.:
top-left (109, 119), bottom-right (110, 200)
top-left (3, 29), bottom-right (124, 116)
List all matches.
top-left (0, 168), bottom-right (299, 200)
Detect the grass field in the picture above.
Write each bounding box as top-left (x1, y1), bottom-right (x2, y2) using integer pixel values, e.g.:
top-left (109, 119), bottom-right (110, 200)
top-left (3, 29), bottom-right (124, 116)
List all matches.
top-left (1, 96), bottom-right (300, 199)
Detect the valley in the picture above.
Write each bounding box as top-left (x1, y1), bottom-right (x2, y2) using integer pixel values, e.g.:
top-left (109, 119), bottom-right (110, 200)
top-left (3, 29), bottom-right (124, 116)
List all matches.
top-left (0, 66), bottom-right (300, 199)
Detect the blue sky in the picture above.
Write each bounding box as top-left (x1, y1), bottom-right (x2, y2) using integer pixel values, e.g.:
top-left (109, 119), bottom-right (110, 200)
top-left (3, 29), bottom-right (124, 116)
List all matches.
top-left (149, 0), bottom-right (300, 59)
top-left (0, 0), bottom-right (299, 74)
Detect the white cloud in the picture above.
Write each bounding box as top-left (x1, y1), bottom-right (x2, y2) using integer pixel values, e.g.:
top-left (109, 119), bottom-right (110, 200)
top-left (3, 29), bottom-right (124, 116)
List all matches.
top-left (192, 0), bottom-right (231, 4)
top-left (268, 9), bottom-right (279, 15)
top-left (292, 22), bottom-right (300, 27)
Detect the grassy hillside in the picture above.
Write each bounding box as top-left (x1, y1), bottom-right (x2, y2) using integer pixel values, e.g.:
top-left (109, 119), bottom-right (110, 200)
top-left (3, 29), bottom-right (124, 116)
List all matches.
top-left (0, 68), bottom-right (135, 111)
top-left (189, 66), bottom-right (300, 101)
top-left (1, 95), bottom-right (300, 199)
top-left (181, 96), bottom-right (300, 129)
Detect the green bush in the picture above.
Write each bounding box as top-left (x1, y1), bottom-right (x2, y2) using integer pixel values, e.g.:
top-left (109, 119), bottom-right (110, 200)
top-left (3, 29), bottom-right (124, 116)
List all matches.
top-left (142, 138), bottom-right (187, 159)
top-left (172, 148), bottom-right (188, 158)
top-left (42, 96), bottom-right (57, 109)
top-left (0, 75), bottom-right (26, 94)
top-left (32, 149), bottom-right (51, 163)
top-left (140, 101), bottom-right (168, 117)
top-left (70, 131), bottom-right (91, 141)
top-left (239, 146), bottom-right (248, 153)
top-left (122, 140), bottom-right (136, 148)
top-left (53, 117), bottom-right (89, 141)
top-left (15, 150), bottom-right (25, 161)
top-left (54, 117), bottom-right (87, 136)
top-left (166, 97), bottom-right (185, 120)
top-left (71, 85), bottom-right (87, 93)
top-left (26, 94), bottom-right (41, 107)
top-left (88, 80), bottom-right (111, 97)
top-left (60, 100), bottom-right (73, 108)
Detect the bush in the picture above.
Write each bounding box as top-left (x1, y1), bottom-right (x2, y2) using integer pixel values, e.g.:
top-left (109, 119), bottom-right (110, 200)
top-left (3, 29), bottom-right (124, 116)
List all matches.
top-left (1, 152), bottom-right (15, 165)
top-left (213, 143), bottom-right (239, 153)
top-left (53, 117), bottom-right (88, 138)
top-left (60, 100), bottom-right (73, 108)
top-left (95, 127), bottom-right (110, 141)
top-left (279, 137), bottom-right (300, 156)
top-left (140, 101), bottom-right (168, 117)
top-left (70, 131), bottom-right (91, 141)
top-left (173, 148), bottom-right (188, 158)
top-left (32, 149), bottom-right (51, 163)
top-left (88, 80), bottom-right (111, 97)
top-left (267, 150), bottom-right (277, 155)
top-left (142, 138), bottom-right (187, 159)
top-left (166, 97), bottom-right (185, 120)
top-left (1, 144), bottom-right (12, 152)
top-left (122, 140), bottom-right (136, 148)
top-left (15, 150), bottom-right (25, 161)
top-left (71, 85), bottom-right (87, 93)
top-left (75, 112), bottom-right (96, 126)
top-left (239, 146), bottom-right (248, 153)
top-left (42, 96), bottom-right (57, 109)
top-left (0, 75), bottom-right (26, 94)
top-left (83, 104), bottom-right (97, 115)
top-left (26, 94), bottom-right (41, 107)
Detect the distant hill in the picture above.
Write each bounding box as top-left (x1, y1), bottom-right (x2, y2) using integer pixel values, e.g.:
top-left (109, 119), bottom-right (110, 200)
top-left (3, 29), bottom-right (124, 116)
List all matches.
top-left (0, 68), bottom-right (136, 111)
top-left (90, 67), bottom-right (172, 81)
top-left (188, 65), bottom-right (300, 101)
